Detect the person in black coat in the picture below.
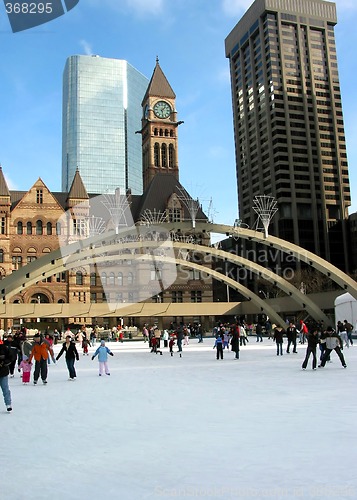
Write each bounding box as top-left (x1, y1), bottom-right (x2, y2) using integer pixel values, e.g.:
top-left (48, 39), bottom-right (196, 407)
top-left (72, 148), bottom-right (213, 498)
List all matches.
top-left (302, 329), bottom-right (320, 370)
top-left (230, 324), bottom-right (240, 359)
top-left (273, 326), bottom-right (285, 355)
top-left (56, 335), bottom-right (80, 380)
top-left (0, 344), bottom-right (12, 411)
top-left (286, 322), bottom-right (298, 354)
top-left (3, 335), bottom-right (20, 378)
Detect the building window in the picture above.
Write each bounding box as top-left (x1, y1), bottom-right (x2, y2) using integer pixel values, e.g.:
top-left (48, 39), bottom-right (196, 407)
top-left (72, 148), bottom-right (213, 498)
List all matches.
top-left (172, 291), bottom-right (183, 303)
top-left (27, 256), bottom-right (37, 264)
top-left (0, 217), bottom-right (6, 235)
top-left (90, 272), bottom-right (96, 286)
top-left (154, 143), bottom-right (160, 167)
top-left (116, 292), bottom-right (123, 302)
top-left (73, 218), bottom-right (87, 236)
top-left (117, 273), bottom-right (123, 286)
top-left (12, 255), bottom-right (22, 269)
top-left (26, 222), bottom-right (32, 235)
top-left (101, 272), bottom-right (107, 286)
top-left (152, 293), bottom-right (163, 303)
top-left (127, 272), bottom-right (133, 285)
top-left (56, 222), bottom-right (61, 236)
top-left (109, 272), bottom-right (115, 285)
top-left (0, 249), bottom-right (3, 263)
top-left (46, 222), bottom-right (52, 235)
top-left (161, 144), bottom-right (167, 167)
top-left (36, 189), bottom-right (43, 204)
top-left (128, 292), bottom-right (134, 302)
top-left (90, 293), bottom-right (97, 303)
top-left (17, 221), bottom-right (23, 235)
top-left (168, 208), bottom-right (181, 222)
top-left (191, 291), bottom-right (202, 303)
top-left (151, 266), bottom-right (162, 281)
top-left (169, 144), bottom-right (175, 167)
top-left (36, 220), bottom-right (43, 235)
top-left (56, 272), bottom-right (66, 282)
top-left (76, 271), bottom-right (83, 285)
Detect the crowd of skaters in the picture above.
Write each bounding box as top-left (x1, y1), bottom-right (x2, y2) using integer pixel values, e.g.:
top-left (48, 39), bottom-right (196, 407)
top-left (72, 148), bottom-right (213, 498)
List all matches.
top-left (0, 316), bottom-right (353, 412)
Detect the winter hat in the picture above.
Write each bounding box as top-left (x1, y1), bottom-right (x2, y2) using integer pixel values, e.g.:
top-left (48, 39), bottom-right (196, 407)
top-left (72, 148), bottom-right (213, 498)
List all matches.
top-left (101, 340), bottom-right (105, 345)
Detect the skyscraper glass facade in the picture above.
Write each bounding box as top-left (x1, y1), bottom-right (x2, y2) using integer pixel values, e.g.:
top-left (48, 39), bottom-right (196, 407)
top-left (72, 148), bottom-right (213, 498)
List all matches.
top-left (225, 0), bottom-right (351, 270)
top-left (62, 55), bottom-right (148, 195)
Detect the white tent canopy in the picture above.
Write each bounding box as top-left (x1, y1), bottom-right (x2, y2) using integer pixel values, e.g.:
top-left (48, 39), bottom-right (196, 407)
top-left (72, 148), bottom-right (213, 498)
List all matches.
top-left (334, 292), bottom-right (357, 331)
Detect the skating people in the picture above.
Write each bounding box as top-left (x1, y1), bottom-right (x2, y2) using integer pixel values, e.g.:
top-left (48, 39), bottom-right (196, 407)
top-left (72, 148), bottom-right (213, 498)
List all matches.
top-left (319, 327), bottom-right (347, 368)
top-left (150, 336), bottom-right (163, 355)
top-left (299, 320), bottom-right (308, 344)
top-left (344, 320), bottom-right (353, 346)
top-left (302, 329), bottom-right (320, 370)
top-left (92, 340), bottom-right (114, 376)
top-left (3, 334), bottom-right (19, 378)
top-left (19, 358), bottom-right (32, 384)
top-left (28, 333), bottom-right (55, 385)
top-left (273, 326), bottom-right (285, 356)
top-left (56, 335), bottom-right (80, 380)
top-left (82, 337), bottom-right (90, 355)
top-left (213, 334), bottom-right (224, 360)
top-left (256, 322), bottom-right (263, 342)
top-left (169, 336), bottom-right (175, 356)
top-left (286, 321), bottom-right (298, 353)
top-left (230, 324), bottom-right (240, 359)
top-left (239, 323), bottom-right (248, 346)
top-left (0, 342), bottom-right (12, 411)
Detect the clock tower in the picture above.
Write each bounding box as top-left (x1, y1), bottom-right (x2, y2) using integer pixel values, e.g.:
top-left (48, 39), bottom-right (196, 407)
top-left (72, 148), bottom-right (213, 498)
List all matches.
top-left (140, 58), bottom-right (181, 191)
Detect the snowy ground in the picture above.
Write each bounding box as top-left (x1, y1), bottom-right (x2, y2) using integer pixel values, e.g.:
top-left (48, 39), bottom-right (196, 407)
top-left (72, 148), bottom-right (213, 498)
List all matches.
top-left (2, 338), bottom-right (357, 500)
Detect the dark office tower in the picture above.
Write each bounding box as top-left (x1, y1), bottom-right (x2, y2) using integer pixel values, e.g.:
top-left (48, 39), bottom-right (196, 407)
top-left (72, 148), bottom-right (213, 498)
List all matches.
top-left (225, 0), bottom-right (351, 271)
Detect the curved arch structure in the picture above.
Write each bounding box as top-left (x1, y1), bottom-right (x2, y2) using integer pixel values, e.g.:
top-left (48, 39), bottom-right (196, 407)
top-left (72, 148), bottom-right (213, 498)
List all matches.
top-left (0, 221), bottom-right (355, 324)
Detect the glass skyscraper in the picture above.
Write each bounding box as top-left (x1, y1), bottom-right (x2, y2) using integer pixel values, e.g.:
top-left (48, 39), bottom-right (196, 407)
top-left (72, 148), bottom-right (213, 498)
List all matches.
top-left (225, 0), bottom-right (351, 270)
top-left (62, 55), bottom-right (148, 195)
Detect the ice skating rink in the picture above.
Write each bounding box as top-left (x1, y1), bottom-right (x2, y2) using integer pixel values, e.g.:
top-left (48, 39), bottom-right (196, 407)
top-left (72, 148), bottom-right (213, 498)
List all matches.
top-left (2, 339), bottom-right (357, 500)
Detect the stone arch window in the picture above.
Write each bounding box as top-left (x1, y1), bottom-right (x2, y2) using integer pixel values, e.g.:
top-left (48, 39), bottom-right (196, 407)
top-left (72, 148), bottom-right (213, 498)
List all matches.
top-left (58, 299), bottom-right (65, 304)
top-left (56, 222), bottom-right (61, 236)
top-left (161, 144), bottom-right (167, 167)
top-left (159, 129), bottom-right (163, 136)
top-left (154, 143), bottom-right (160, 167)
top-left (76, 271), bottom-right (83, 285)
top-left (42, 247), bottom-right (51, 254)
top-left (17, 221), bottom-right (23, 235)
top-left (90, 272), bottom-right (96, 286)
top-left (101, 272), bottom-right (107, 286)
top-left (0, 249), bottom-right (3, 264)
top-left (127, 272), bottom-right (133, 285)
top-left (170, 130), bottom-right (174, 137)
top-left (109, 272), bottom-right (115, 285)
top-left (117, 272), bottom-right (123, 286)
top-left (27, 222), bottom-right (32, 235)
top-left (169, 144), bottom-right (175, 168)
top-left (154, 128), bottom-right (158, 136)
top-left (47, 222), bottom-right (52, 235)
top-left (165, 129), bottom-right (169, 137)
top-left (36, 220), bottom-right (43, 235)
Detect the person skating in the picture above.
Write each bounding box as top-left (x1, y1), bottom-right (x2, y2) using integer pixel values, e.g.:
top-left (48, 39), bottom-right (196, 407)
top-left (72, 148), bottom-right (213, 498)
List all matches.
top-left (56, 335), bottom-right (80, 380)
top-left (92, 340), bottom-right (114, 376)
top-left (273, 326), bottom-right (285, 356)
top-left (319, 326), bottom-right (347, 368)
top-left (28, 333), bottom-right (55, 385)
top-left (169, 336), bottom-right (175, 356)
top-left (0, 342), bottom-right (12, 412)
top-left (230, 324), bottom-right (240, 359)
top-left (302, 329), bottom-right (320, 370)
top-left (3, 334), bottom-right (19, 378)
top-left (213, 334), bottom-right (224, 360)
top-left (286, 322), bottom-right (298, 353)
top-left (19, 358), bottom-right (33, 384)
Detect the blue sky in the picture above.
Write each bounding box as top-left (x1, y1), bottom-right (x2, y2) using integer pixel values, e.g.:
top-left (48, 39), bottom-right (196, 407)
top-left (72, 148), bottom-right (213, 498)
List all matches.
top-left (0, 0), bottom-right (356, 226)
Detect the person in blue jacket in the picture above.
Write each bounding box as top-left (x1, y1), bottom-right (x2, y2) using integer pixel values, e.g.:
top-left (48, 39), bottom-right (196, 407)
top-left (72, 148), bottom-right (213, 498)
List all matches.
top-left (92, 340), bottom-right (114, 376)
top-left (213, 334), bottom-right (224, 360)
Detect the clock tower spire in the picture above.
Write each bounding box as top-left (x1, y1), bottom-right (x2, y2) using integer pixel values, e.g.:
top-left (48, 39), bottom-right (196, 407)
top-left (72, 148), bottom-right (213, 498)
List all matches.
top-left (140, 60), bottom-right (182, 191)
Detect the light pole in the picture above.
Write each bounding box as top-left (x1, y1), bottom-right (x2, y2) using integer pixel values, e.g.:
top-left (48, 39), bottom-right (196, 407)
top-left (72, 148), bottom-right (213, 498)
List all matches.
top-left (37, 295), bottom-right (40, 323)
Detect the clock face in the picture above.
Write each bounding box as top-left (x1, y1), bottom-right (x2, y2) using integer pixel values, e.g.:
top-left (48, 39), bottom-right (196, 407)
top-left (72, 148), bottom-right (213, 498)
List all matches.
top-left (153, 100), bottom-right (171, 119)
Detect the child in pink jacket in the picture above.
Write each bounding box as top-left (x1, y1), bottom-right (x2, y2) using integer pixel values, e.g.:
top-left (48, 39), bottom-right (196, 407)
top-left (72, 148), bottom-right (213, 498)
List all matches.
top-left (19, 359), bottom-right (32, 384)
